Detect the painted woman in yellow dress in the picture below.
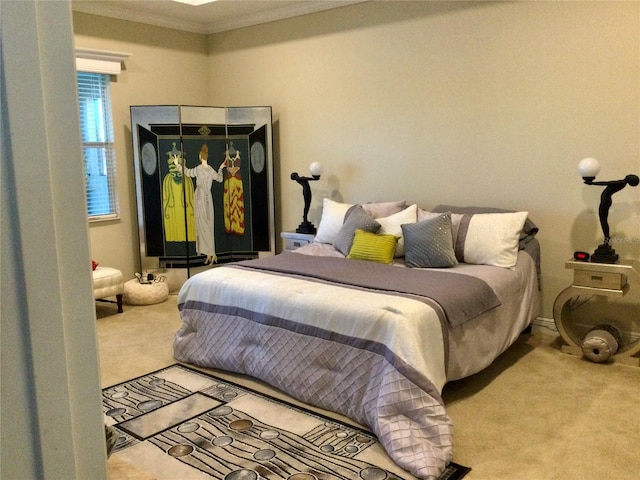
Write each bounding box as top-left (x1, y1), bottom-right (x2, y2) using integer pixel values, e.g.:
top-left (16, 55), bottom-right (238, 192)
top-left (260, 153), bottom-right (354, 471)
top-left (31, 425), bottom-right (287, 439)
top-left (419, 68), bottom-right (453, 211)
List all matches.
top-left (223, 142), bottom-right (245, 235)
top-left (163, 143), bottom-right (196, 243)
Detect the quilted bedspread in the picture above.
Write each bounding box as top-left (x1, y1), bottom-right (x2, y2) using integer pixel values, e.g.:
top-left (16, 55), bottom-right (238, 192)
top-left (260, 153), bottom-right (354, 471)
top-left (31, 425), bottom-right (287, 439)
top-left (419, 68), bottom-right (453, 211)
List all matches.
top-left (174, 254), bottom-right (500, 479)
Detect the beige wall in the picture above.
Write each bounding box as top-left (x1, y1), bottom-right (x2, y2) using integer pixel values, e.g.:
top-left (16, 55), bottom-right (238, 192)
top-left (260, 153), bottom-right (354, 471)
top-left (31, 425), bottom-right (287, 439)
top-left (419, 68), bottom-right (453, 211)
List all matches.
top-left (74, 1), bottom-right (639, 320)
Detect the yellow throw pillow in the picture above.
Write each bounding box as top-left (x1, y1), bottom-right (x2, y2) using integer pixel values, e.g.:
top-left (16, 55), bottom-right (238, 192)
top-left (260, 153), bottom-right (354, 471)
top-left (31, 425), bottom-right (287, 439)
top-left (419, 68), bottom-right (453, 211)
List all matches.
top-left (347, 229), bottom-right (398, 264)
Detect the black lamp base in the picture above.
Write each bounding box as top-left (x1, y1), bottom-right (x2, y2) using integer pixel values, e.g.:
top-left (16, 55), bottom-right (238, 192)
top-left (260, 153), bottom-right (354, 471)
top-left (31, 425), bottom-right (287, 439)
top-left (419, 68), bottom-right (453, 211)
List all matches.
top-left (295, 221), bottom-right (316, 235)
top-left (591, 243), bottom-right (619, 264)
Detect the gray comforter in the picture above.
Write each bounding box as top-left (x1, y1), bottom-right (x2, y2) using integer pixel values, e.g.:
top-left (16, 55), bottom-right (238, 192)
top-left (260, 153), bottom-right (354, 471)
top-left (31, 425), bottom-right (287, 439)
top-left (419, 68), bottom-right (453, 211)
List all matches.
top-left (174, 253), bottom-right (500, 479)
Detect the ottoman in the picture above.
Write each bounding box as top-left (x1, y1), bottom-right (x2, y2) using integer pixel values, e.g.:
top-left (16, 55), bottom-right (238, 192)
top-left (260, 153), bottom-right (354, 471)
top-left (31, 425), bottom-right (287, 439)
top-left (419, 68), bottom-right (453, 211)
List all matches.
top-left (92, 267), bottom-right (124, 313)
top-left (123, 279), bottom-right (169, 306)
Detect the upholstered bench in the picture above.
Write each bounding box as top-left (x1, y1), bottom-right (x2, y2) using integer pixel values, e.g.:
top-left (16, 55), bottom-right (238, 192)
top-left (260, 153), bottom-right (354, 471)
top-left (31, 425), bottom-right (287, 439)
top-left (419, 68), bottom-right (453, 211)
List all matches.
top-left (123, 279), bottom-right (169, 306)
top-left (92, 266), bottom-right (124, 313)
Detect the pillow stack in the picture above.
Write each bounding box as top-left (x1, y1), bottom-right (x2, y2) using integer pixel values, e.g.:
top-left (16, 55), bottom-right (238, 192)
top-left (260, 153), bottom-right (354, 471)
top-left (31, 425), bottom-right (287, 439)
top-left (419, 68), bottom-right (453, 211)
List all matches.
top-left (418, 207), bottom-right (530, 268)
top-left (314, 199), bottom-right (416, 263)
top-left (313, 198), bottom-right (532, 269)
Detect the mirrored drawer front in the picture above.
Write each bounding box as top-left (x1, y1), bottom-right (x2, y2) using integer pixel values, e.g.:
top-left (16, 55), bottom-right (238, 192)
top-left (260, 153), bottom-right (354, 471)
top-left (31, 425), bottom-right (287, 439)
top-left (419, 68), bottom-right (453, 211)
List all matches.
top-left (574, 270), bottom-right (626, 290)
top-left (285, 238), bottom-right (311, 250)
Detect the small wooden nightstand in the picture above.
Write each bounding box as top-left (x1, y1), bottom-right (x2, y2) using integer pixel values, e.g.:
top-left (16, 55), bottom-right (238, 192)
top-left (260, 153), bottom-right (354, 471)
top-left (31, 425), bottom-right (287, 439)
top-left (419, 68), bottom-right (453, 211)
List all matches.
top-left (553, 259), bottom-right (640, 365)
top-left (280, 231), bottom-right (315, 251)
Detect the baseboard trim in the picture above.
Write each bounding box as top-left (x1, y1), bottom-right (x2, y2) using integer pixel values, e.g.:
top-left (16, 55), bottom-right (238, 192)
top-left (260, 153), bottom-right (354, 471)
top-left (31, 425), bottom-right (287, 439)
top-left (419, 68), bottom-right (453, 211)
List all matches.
top-left (531, 316), bottom-right (557, 335)
top-left (532, 316), bottom-right (639, 343)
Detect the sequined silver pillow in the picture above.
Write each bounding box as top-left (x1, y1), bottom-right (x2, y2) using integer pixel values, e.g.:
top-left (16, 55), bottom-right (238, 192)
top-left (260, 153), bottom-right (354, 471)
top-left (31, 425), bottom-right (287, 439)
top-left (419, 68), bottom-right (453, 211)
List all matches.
top-left (402, 212), bottom-right (458, 268)
top-left (333, 205), bottom-right (381, 255)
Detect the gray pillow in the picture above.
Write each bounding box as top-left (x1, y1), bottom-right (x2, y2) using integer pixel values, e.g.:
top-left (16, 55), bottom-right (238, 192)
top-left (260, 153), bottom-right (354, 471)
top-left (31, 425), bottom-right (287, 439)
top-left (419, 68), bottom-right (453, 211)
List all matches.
top-left (333, 205), bottom-right (381, 255)
top-left (402, 212), bottom-right (458, 268)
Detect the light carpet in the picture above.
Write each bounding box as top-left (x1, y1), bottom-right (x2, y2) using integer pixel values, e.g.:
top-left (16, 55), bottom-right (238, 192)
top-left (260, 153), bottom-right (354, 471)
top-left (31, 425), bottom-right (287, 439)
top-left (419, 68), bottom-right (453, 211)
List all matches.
top-left (96, 296), bottom-right (640, 480)
top-left (103, 364), bottom-right (470, 480)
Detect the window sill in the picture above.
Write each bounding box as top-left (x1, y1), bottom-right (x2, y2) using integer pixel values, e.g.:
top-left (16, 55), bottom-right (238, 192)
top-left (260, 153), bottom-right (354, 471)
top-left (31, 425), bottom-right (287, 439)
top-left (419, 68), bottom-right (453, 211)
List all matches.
top-left (89, 214), bottom-right (120, 224)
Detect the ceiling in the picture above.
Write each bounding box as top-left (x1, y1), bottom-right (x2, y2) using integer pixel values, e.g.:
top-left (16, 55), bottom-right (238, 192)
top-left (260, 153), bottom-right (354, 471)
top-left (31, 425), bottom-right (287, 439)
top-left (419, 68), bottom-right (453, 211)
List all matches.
top-left (71, 0), bottom-right (367, 35)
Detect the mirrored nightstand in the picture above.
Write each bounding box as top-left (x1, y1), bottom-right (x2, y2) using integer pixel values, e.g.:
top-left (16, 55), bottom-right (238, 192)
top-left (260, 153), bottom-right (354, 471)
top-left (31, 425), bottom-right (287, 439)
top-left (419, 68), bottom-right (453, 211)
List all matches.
top-left (280, 231), bottom-right (315, 251)
top-left (553, 259), bottom-right (640, 366)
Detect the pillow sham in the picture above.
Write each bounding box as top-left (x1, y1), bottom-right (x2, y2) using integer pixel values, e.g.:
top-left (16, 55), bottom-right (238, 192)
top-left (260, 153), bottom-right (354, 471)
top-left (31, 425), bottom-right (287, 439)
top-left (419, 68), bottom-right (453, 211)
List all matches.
top-left (416, 209), bottom-right (441, 222)
top-left (314, 198), bottom-right (353, 244)
top-left (402, 213), bottom-right (458, 268)
top-left (361, 200), bottom-right (407, 219)
top-left (432, 204), bottom-right (538, 248)
top-left (333, 205), bottom-right (381, 255)
top-left (347, 229), bottom-right (398, 265)
top-left (455, 211), bottom-right (528, 268)
top-left (377, 204), bottom-right (417, 257)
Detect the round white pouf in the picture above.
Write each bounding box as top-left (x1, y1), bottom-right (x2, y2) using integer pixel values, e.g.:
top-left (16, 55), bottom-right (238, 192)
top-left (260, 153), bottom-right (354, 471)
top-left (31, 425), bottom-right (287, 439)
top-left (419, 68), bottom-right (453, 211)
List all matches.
top-left (123, 279), bottom-right (169, 306)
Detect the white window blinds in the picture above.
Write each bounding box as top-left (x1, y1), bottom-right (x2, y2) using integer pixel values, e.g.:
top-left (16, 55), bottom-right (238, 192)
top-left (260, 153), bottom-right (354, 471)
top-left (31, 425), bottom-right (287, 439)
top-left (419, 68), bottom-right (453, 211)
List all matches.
top-left (77, 72), bottom-right (118, 219)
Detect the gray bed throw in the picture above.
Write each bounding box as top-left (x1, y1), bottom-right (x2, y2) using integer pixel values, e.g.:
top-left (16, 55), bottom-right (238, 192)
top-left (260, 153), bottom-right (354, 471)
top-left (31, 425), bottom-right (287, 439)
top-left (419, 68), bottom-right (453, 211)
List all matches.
top-left (234, 252), bottom-right (501, 328)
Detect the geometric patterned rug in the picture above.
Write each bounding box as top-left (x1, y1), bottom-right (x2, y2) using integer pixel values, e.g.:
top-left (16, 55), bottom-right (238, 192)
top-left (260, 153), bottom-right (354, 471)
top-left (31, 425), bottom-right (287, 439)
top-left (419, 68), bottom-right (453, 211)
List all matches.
top-left (103, 364), bottom-right (470, 480)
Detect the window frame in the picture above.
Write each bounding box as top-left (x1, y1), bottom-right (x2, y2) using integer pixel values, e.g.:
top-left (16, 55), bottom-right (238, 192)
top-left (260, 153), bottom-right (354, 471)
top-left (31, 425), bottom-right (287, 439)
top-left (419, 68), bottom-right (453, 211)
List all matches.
top-left (75, 48), bottom-right (130, 222)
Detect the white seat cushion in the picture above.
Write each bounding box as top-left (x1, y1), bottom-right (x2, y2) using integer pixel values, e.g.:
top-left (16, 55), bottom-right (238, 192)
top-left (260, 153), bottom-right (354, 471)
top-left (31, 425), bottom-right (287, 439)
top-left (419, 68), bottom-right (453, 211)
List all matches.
top-left (92, 267), bottom-right (124, 299)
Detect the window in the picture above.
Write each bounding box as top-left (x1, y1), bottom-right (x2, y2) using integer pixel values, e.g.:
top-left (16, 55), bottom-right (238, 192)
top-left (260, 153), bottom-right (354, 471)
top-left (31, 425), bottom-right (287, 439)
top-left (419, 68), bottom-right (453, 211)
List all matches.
top-left (77, 72), bottom-right (118, 220)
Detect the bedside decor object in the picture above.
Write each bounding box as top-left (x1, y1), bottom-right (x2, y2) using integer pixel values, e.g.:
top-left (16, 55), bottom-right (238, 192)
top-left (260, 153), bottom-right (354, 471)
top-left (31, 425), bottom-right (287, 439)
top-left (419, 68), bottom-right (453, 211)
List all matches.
top-left (581, 324), bottom-right (621, 363)
top-left (291, 162), bottom-right (323, 234)
top-left (573, 251), bottom-right (590, 262)
top-left (578, 157), bottom-right (639, 263)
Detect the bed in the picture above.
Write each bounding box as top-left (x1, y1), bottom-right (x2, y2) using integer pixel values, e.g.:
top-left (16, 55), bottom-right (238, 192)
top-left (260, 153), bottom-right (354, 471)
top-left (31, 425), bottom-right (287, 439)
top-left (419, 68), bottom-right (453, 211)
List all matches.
top-left (174, 200), bottom-right (541, 480)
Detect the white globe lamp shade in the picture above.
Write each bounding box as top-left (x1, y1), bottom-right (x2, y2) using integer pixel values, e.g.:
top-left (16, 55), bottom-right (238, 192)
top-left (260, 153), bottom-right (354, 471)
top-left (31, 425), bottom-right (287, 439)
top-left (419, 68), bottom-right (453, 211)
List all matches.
top-left (309, 161), bottom-right (324, 177)
top-left (578, 157), bottom-right (600, 179)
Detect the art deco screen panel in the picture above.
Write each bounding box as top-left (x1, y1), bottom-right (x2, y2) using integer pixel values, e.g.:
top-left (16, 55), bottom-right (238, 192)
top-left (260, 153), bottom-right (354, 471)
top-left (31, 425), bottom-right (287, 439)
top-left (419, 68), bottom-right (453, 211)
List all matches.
top-left (131, 106), bottom-right (275, 276)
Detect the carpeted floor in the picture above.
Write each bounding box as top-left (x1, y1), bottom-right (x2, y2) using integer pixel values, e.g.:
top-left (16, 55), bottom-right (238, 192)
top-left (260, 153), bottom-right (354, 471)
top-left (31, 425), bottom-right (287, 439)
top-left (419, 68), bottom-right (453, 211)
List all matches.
top-left (96, 296), bottom-right (640, 480)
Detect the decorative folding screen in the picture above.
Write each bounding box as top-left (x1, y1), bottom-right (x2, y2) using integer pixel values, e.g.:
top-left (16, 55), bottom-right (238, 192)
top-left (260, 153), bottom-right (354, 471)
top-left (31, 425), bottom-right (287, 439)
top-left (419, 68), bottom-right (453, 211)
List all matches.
top-left (131, 106), bottom-right (275, 277)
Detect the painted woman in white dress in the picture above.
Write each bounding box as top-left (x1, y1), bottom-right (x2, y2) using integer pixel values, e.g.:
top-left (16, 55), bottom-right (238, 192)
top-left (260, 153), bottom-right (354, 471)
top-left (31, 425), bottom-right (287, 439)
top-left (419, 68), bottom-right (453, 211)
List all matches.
top-left (174, 144), bottom-right (226, 264)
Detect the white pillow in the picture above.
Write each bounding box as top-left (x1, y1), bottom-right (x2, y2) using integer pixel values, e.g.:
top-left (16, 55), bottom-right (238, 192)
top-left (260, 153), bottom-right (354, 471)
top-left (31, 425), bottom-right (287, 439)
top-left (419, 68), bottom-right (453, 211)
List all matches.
top-left (457, 212), bottom-right (528, 268)
top-left (313, 198), bottom-right (354, 244)
top-left (377, 204), bottom-right (417, 257)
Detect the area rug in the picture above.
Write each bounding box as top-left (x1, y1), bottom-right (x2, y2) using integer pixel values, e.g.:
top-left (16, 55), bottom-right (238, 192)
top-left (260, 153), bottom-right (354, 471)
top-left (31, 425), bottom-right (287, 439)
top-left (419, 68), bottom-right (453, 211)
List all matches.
top-left (103, 364), bottom-right (470, 480)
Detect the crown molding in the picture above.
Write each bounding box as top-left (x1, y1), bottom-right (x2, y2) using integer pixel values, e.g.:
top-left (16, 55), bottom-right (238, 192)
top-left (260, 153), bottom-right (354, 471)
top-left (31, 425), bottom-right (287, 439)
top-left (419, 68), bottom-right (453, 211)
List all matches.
top-left (202, 1), bottom-right (367, 34)
top-left (72, 1), bottom-right (367, 35)
top-left (72, 1), bottom-right (209, 34)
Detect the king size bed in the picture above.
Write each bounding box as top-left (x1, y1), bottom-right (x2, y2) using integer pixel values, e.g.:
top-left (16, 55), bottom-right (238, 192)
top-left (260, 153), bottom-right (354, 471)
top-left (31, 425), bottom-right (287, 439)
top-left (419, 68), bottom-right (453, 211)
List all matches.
top-left (174, 200), bottom-right (541, 480)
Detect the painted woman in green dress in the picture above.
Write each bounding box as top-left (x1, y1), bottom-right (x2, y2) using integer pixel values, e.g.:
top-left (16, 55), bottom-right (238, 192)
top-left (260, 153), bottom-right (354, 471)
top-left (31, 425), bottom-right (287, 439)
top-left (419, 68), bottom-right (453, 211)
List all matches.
top-left (163, 143), bottom-right (196, 243)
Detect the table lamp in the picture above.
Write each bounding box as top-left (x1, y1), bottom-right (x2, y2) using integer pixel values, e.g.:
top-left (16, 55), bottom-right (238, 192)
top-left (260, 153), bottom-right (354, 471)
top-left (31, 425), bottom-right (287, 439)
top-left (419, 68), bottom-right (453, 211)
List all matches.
top-left (578, 157), bottom-right (639, 263)
top-left (291, 162), bottom-right (323, 234)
